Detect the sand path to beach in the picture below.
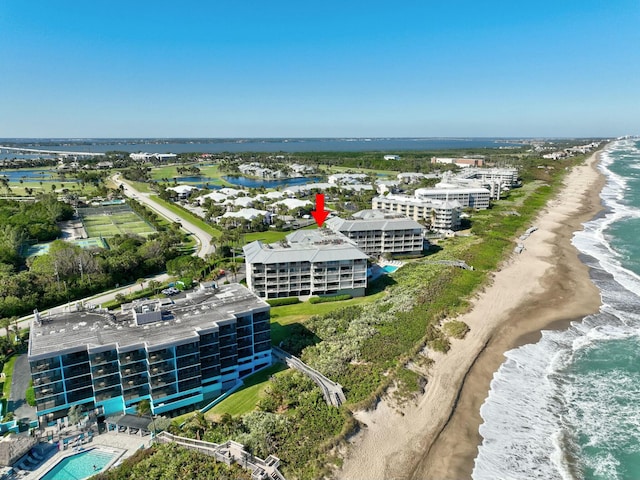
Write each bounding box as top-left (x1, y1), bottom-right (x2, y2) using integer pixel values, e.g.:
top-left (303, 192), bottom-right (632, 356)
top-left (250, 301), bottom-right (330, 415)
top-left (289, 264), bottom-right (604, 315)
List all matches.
top-left (337, 152), bottom-right (604, 480)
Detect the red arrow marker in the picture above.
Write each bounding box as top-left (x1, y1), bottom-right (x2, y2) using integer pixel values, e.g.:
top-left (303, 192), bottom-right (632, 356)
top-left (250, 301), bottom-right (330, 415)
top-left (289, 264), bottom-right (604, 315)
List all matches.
top-left (311, 193), bottom-right (330, 227)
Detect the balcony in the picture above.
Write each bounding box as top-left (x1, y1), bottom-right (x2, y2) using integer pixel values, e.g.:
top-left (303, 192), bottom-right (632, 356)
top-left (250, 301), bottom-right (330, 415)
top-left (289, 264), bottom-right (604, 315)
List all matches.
top-left (177, 365), bottom-right (201, 381)
top-left (30, 359), bottom-right (61, 374)
top-left (34, 383), bottom-right (64, 400)
top-left (121, 363), bottom-right (147, 377)
top-left (149, 361), bottom-right (174, 376)
top-left (122, 374), bottom-right (149, 390)
top-left (90, 351), bottom-right (118, 365)
top-left (63, 364), bottom-right (91, 380)
top-left (91, 363), bottom-right (119, 378)
top-left (93, 374), bottom-right (121, 391)
top-left (65, 375), bottom-right (93, 392)
top-left (176, 344), bottom-right (199, 357)
top-left (119, 351), bottom-right (146, 365)
top-left (150, 374), bottom-right (177, 388)
top-left (123, 386), bottom-right (150, 401)
top-left (176, 354), bottom-right (200, 369)
top-left (151, 385), bottom-right (177, 399)
top-left (147, 350), bottom-right (174, 364)
top-left (95, 386), bottom-right (123, 402)
top-left (61, 351), bottom-right (89, 367)
top-left (33, 372), bottom-right (62, 386)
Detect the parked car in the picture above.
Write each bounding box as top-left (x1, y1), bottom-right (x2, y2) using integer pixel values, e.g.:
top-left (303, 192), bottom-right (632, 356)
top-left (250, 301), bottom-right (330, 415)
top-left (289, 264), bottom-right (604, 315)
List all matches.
top-left (161, 287), bottom-right (180, 295)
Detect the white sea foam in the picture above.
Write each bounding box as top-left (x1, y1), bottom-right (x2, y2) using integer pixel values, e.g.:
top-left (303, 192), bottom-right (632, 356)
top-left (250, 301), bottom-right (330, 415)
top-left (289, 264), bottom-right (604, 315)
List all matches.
top-left (473, 140), bottom-right (640, 480)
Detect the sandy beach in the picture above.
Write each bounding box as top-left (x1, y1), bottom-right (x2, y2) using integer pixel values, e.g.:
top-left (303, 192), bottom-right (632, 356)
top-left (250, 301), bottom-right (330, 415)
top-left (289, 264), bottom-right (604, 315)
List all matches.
top-left (337, 152), bottom-right (605, 480)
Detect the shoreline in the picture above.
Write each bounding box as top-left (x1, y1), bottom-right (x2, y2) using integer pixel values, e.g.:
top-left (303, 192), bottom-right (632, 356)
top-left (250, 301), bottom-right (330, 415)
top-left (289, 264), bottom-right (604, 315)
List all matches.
top-left (337, 151), bottom-right (605, 480)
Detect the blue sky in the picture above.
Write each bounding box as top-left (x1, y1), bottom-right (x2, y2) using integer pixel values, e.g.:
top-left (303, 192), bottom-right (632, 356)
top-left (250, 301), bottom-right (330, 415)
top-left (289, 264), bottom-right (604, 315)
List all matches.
top-left (1, 1), bottom-right (639, 138)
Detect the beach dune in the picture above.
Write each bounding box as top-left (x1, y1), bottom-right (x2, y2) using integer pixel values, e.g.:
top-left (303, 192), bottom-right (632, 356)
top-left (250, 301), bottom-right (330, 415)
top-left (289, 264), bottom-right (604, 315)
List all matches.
top-left (337, 152), bottom-right (604, 480)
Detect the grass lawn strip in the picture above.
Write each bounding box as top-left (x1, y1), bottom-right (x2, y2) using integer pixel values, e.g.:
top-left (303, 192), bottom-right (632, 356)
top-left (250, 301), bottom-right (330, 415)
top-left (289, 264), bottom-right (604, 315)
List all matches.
top-left (205, 363), bottom-right (288, 419)
top-left (150, 195), bottom-right (222, 238)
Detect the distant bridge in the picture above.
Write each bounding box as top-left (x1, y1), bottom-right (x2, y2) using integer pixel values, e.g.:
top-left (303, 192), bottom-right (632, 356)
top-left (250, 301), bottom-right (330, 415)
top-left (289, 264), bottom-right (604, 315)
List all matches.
top-left (0, 145), bottom-right (104, 157)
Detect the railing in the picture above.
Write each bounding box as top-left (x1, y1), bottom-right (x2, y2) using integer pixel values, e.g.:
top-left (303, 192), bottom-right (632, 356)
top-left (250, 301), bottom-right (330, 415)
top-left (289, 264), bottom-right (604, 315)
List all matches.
top-left (154, 431), bottom-right (286, 480)
top-left (271, 347), bottom-right (346, 407)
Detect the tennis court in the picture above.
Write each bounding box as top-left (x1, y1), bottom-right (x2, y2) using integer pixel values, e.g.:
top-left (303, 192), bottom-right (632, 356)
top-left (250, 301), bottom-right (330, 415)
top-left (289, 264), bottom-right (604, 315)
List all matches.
top-left (23, 237), bottom-right (109, 257)
top-left (78, 205), bottom-right (156, 238)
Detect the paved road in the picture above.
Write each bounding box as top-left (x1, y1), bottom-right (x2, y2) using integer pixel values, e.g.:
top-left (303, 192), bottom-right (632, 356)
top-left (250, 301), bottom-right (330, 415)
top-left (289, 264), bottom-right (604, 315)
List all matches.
top-left (113, 173), bottom-right (215, 259)
top-left (8, 354), bottom-right (37, 421)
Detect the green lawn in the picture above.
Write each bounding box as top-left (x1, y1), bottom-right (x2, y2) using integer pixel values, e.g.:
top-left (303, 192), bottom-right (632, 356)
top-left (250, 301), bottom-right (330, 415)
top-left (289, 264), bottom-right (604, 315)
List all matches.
top-left (326, 165), bottom-right (397, 177)
top-left (204, 363), bottom-right (288, 419)
top-left (1, 354), bottom-right (18, 400)
top-left (243, 225), bottom-right (317, 244)
top-left (150, 196), bottom-right (223, 238)
top-left (151, 165), bottom-right (233, 187)
top-left (81, 210), bottom-right (156, 238)
top-left (128, 180), bottom-right (153, 193)
top-left (270, 291), bottom-right (387, 346)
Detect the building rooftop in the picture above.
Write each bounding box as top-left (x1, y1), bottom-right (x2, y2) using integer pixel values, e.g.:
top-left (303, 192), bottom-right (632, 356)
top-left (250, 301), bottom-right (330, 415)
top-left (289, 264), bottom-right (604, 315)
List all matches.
top-left (28, 283), bottom-right (268, 360)
top-left (243, 229), bottom-right (368, 264)
top-left (325, 214), bottom-right (424, 233)
top-left (373, 194), bottom-right (462, 209)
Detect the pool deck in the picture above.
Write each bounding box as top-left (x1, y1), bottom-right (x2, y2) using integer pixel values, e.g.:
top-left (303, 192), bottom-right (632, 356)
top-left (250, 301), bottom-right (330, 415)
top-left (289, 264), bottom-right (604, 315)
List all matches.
top-left (22, 432), bottom-right (147, 479)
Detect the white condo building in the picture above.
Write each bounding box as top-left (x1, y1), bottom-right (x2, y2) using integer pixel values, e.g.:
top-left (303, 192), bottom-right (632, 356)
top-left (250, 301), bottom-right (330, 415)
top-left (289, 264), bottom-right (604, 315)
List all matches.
top-left (243, 230), bottom-right (369, 299)
top-left (414, 186), bottom-right (490, 209)
top-left (325, 211), bottom-right (424, 256)
top-left (372, 195), bottom-right (462, 231)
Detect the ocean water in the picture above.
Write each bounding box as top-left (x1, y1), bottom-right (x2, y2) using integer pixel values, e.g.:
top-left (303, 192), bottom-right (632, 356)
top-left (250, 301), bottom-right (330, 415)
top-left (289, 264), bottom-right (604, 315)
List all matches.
top-left (473, 139), bottom-right (640, 480)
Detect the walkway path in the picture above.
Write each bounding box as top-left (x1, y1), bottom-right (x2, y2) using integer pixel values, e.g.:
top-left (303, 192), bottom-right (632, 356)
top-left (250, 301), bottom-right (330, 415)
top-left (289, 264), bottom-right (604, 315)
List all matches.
top-left (155, 431), bottom-right (286, 480)
top-left (424, 259), bottom-right (474, 270)
top-left (272, 347), bottom-right (346, 407)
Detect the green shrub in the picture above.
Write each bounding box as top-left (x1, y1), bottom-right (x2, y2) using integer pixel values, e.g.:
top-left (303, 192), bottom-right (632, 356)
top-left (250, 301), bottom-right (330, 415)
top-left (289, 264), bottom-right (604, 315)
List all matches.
top-left (443, 320), bottom-right (470, 339)
top-left (25, 382), bottom-right (36, 407)
top-left (428, 337), bottom-right (451, 353)
top-left (308, 294), bottom-right (352, 304)
top-left (266, 297), bottom-right (301, 307)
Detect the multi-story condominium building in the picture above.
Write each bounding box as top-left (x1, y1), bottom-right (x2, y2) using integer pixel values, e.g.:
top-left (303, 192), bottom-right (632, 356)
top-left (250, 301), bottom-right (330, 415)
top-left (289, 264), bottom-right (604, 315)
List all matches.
top-left (28, 283), bottom-right (271, 424)
top-left (414, 186), bottom-right (491, 209)
top-left (325, 211), bottom-right (424, 256)
top-left (372, 195), bottom-right (462, 231)
top-left (457, 167), bottom-right (519, 187)
top-left (243, 229), bottom-right (369, 299)
top-left (430, 156), bottom-right (485, 168)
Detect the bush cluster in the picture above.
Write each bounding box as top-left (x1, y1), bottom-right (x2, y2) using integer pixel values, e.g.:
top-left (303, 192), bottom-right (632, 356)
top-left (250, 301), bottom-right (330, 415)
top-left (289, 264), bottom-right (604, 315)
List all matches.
top-left (266, 297), bottom-right (301, 307)
top-left (308, 294), bottom-right (352, 304)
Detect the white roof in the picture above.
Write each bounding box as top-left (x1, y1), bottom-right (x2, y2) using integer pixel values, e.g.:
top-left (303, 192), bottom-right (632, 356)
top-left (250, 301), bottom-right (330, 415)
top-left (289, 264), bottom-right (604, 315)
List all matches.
top-left (243, 230), bottom-right (368, 265)
top-left (326, 215), bottom-right (424, 233)
top-left (227, 196), bottom-right (254, 207)
top-left (270, 198), bottom-right (312, 210)
top-left (219, 187), bottom-right (244, 197)
top-left (200, 191), bottom-right (229, 202)
top-left (222, 208), bottom-right (269, 221)
top-left (167, 185), bottom-right (198, 194)
top-left (256, 191), bottom-right (286, 200)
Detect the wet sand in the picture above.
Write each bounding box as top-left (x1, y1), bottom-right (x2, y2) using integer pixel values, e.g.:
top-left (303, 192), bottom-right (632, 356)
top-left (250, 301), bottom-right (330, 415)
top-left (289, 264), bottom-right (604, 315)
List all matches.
top-left (338, 152), bottom-right (605, 480)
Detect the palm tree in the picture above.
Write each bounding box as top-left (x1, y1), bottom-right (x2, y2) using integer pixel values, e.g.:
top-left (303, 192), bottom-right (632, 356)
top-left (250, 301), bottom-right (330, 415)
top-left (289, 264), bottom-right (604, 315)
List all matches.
top-left (137, 399), bottom-right (156, 437)
top-left (0, 317), bottom-right (11, 341)
top-left (148, 280), bottom-right (161, 296)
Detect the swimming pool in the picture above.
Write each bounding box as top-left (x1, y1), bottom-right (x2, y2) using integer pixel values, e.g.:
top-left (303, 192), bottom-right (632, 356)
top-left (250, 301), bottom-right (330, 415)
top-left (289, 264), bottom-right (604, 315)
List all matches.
top-left (39, 448), bottom-right (116, 480)
top-left (382, 265), bottom-right (398, 273)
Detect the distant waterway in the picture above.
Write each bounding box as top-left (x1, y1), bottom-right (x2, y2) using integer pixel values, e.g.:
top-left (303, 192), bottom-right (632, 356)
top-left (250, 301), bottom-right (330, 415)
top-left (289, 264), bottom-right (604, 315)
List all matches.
top-left (0, 137), bottom-right (526, 156)
top-left (222, 175), bottom-right (323, 189)
top-left (0, 168), bottom-right (75, 182)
